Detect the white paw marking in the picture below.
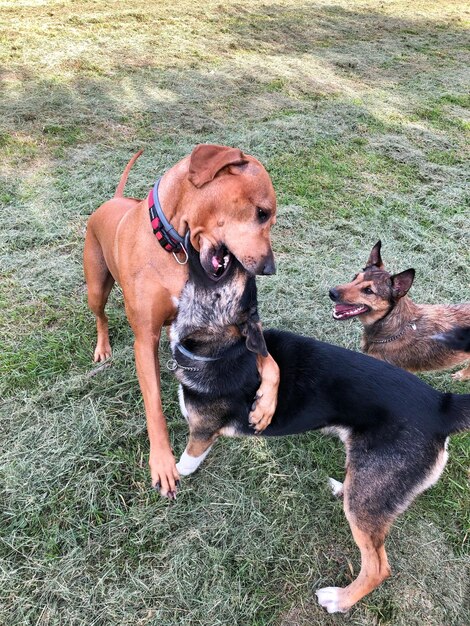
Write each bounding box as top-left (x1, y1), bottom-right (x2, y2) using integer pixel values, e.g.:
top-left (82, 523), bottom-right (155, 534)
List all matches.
top-left (175, 457), bottom-right (198, 476)
top-left (316, 587), bottom-right (347, 614)
top-left (176, 446), bottom-right (213, 476)
top-left (328, 477), bottom-right (344, 498)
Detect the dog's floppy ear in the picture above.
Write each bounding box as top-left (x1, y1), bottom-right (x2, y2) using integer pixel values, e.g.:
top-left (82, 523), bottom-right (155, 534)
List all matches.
top-left (366, 240), bottom-right (384, 269)
top-left (245, 319), bottom-right (268, 357)
top-left (188, 144), bottom-right (249, 188)
top-left (391, 268), bottom-right (415, 299)
top-left (240, 306), bottom-right (268, 357)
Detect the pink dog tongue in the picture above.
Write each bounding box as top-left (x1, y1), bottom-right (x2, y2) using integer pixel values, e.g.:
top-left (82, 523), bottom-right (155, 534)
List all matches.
top-left (334, 303), bottom-right (368, 319)
top-left (211, 255), bottom-right (220, 270)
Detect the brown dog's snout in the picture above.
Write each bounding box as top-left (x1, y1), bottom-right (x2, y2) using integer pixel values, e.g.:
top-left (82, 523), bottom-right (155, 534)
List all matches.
top-left (329, 287), bottom-right (340, 302)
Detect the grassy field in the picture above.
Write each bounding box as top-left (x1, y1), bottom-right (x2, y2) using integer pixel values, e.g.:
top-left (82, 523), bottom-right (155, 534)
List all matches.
top-left (1, 0), bottom-right (469, 624)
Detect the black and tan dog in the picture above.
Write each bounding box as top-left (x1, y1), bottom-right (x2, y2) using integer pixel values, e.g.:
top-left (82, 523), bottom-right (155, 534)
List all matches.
top-left (169, 244), bottom-right (470, 613)
top-left (329, 241), bottom-right (470, 379)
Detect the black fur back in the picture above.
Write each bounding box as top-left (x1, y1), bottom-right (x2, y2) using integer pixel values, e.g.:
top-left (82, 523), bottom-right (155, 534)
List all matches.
top-left (436, 326), bottom-right (470, 352)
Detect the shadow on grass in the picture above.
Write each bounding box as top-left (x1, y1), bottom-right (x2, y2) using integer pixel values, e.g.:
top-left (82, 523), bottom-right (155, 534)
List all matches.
top-left (1, 3), bottom-right (468, 149)
top-left (1, 5), bottom-right (469, 624)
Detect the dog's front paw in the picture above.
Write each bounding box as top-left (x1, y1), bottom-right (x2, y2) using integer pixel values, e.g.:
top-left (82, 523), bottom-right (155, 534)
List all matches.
top-left (153, 480), bottom-right (180, 500)
top-left (175, 458), bottom-right (196, 476)
top-left (149, 449), bottom-right (180, 499)
top-left (315, 587), bottom-right (349, 614)
top-left (249, 391), bottom-right (275, 433)
top-left (250, 353), bottom-right (279, 433)
top-left (176, 446), bottom-right (213, 476)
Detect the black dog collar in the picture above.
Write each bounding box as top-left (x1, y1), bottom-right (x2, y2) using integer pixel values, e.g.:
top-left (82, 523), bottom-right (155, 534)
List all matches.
top-left (167, 340), bottom-right (246, 372)
top-left (175, 342), bottom-right (222, 362)
top-left (148, 177), bottom-right (187, 260)
top-left (166, 343), bottom-right (221, 372)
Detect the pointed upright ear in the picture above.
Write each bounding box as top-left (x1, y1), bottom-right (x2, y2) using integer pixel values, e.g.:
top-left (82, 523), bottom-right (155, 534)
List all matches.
top-left (391, 268), bottom-right (415, 299)
top-left (188, 144), bottom-right (249, 188)
top-left (366, 240), bottom-right (384, 269)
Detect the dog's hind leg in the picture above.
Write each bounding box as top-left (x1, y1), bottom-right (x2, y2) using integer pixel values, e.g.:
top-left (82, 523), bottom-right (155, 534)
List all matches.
top-left (176, 434), bottom-right (217, 476)
top-left (84, 229), bottom-right (115, 362)
top-left (316, 474), bottom-right (392, 613)
top-left (316, 520), bottom-right (391, 613)
top-left (452, 362), bottom-right (470, 380)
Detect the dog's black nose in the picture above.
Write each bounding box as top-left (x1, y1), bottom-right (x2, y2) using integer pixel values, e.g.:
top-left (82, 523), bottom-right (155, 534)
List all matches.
top-left (262, 257), bottom-right (276, 275)
top-left (329, 288), bottom-right (340, 301)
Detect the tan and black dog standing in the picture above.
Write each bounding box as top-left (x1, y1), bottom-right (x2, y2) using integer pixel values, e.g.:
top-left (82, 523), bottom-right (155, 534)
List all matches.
top-left (168, 244), bottom-right (470, 613)
top-left (329, 241), bottom-right (470, 379)
top-left (84, 145), bottom-right (280, 497)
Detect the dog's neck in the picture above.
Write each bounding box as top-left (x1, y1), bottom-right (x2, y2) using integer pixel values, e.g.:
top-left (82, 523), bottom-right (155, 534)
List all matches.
top-left (171, 275), bottom-right (249, 359)
top-left (148, 159), bottom-right (190, 240)
top-left (363, 295), bottom-right (421, 343)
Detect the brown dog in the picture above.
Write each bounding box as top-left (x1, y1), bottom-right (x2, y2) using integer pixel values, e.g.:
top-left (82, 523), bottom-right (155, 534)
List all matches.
top-left (329, 241), bottom-right (470, 379)
top-left (84, 145), bottom-right (280, 497)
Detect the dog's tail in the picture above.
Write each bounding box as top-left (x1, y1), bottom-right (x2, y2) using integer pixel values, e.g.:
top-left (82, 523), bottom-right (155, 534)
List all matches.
top-left (114, 150), bottom-right (144, 198)
top-left (433, 326), bottom-right (470, 353)
top-left (435, 327), bottom-right (470, 434)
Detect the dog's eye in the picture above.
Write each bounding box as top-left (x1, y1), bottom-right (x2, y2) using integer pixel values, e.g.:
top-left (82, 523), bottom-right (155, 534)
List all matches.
top-left (257, 208), bottom-right (270, 223)
top-left (362, 287), bottom-right (374, 295)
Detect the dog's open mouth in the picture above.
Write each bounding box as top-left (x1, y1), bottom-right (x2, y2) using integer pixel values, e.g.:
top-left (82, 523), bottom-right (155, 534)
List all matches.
top-left (207, 244), bottom-right (232, 280)
top-left (333, 303), bottom-right (370, 320)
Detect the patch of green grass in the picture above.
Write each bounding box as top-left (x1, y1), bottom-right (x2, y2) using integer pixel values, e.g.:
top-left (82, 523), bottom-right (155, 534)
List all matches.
top-left (266, 78), bottom-right (287, 92)
top-left (439, 93), bottom-right (470, 107)
top-left (414, 99), bottom-right (470, 131)
top-left (42, 124), bottom-right (84, 145)
top-left (268, 141), bottom-right (423, 219)
top-left (1, 1), bottom-right (469, 624)
top-left (427, 149), bottom-right (463, 165)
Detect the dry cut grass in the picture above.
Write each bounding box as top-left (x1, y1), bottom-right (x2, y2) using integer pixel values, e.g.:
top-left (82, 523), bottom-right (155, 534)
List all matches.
top-left (1, 1), bottom-right (469, 625)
